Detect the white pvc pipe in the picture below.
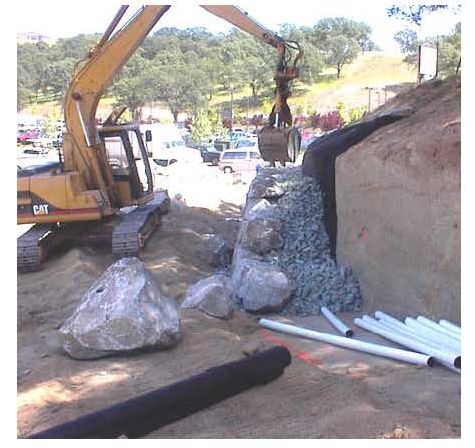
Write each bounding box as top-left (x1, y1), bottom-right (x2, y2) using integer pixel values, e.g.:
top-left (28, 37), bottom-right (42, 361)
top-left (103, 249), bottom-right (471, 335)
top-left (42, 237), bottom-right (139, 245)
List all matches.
top-left (374, 310), bottom-right (408, 331)
top-left (259, 318), bottom-right (434, 367)
top-left (405, 318), bottom-right (461, 352)
top-left (416, 316), bottom-right (461, 341)
top-left (320, 306), bottom-right (353, 337)
top-left (354, 318), bottom-right (460, 368)
top-left (367, 318), bottom-right (461, 374)
top-left (439, 319), bottom-right (461, 335)
top-left (372, 316), bottom-right (459, 353)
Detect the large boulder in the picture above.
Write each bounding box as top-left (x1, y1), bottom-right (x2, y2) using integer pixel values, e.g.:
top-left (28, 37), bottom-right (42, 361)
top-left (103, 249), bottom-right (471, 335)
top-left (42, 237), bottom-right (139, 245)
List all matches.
top-left (60, 258), bottom-right (180, 359)
top-left (234, 258), bottom-right (294, 313)
top-left (241, 218), bottom-right (284, 255)
top-left (197, 233), bottom-right (232, 267)
top-left (247, 172), bottom-right (285, 200)
top-left (244, 198), bottom-right (275, 220)
top-left (181, 274), bottom-right (234, 319)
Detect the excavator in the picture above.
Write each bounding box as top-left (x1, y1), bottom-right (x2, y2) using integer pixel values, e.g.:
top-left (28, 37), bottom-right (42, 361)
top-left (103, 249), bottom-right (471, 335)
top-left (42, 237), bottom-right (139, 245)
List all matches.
top-left (17, 5), bottom-right (303, 272)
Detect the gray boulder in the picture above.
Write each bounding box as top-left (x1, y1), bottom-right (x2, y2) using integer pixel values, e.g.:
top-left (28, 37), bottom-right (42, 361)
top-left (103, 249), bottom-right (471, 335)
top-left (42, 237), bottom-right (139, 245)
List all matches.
top-left (247, 174), bottom-right (285, 200)
top-left (244, 199), bottom-right (275, 220)
top-left (241, 218), bottom-right (284, 255)
top-left (234, 259), bottom-right (295, 313)
top-left (198, 233), bottom-right (232, 267)
top-left (60, 257), bottom-right (180, 359)
top-left (181, 274), bottom-right (234, 319)
top-left (231, 246), bottom-right (262, 292)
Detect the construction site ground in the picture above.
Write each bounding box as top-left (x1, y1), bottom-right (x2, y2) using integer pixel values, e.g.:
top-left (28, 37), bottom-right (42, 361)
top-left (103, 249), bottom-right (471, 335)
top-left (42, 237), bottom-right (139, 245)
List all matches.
top-left (17, 199), bottom-right (461, 439)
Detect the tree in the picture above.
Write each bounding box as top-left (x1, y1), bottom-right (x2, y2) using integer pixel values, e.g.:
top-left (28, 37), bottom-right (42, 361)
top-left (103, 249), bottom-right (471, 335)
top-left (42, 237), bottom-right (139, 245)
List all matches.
top-left (437, 22), bottom-right (461, 77)
top-left (151, 62), bottom-right (210, 122)
top-left (44, 58), bottom-right (76, 100)
top-left (386, 5), bottom-right (451, 26)
top-left (278, 24), bottom-right (324, 83)
top-left (111, 55), bottom-right (154, 121)
top-left (394, 28), bottom-right (418, 54)
top-left (189, 108), bottom-right (227, 143)
top-left (311, 18), bottom-right (373, 78)
top-left (321, 34), bottom-right (360, 78)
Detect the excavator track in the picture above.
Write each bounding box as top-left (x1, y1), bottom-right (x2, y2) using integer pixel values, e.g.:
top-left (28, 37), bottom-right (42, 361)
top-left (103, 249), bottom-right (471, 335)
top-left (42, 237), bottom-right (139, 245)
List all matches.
top-left (17, 193), bottom-right (170, 272)
top-left (111, 192), bottom-right (170, 259)
top-left (17, 224), bottom-right (58, 272)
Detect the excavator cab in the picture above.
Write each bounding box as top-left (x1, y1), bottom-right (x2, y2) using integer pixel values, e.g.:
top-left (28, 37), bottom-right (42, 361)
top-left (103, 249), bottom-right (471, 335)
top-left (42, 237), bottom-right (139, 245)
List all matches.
top-left (98, 124), bottom-right (154, 207)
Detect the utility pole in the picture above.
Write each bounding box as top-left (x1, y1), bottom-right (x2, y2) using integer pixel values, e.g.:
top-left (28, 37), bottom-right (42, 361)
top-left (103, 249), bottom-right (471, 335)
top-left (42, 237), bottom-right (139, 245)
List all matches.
top-left (229, 83), bottom-right (234, 135)
top-left (246, 95), bottom-right (250, 132)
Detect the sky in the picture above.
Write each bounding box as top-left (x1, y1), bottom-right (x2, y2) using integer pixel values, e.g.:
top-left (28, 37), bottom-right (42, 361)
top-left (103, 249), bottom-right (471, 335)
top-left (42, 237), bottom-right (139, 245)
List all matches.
top-left (17, 0), bottom-right (461, 53)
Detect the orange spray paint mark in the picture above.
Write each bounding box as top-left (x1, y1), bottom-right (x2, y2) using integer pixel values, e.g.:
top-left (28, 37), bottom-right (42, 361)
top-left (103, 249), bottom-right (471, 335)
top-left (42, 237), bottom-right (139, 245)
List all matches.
top-left (259, 329), bottom-right (324, 369)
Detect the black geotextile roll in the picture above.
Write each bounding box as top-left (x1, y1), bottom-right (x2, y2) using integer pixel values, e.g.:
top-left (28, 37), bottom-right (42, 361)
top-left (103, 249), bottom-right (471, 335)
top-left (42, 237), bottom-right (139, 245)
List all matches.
top-left (29, 346), bottom-right (291, 439)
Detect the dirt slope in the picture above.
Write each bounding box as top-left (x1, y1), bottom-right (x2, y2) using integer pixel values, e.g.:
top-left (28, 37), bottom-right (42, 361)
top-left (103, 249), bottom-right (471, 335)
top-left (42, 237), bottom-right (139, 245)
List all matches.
top-left (336, 77), bottom-right (460, 320)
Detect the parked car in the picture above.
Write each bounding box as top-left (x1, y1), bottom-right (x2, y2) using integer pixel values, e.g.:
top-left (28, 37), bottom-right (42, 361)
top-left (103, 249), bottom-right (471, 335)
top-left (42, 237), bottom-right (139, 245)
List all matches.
top-left (17, 129), bottom-right (40, 144)
top-left (22, 147), bottom-right (50, 155)
top-left (199, 144), bottom-right (222, 165)
top-left (234, 138), bottom-right (258, 149)
top-left (219, 147), bottom-right (264, 174)
top-left (229, 130), bottom-right (247, 141)
top-left (27, 134), bottom-right (55, 148)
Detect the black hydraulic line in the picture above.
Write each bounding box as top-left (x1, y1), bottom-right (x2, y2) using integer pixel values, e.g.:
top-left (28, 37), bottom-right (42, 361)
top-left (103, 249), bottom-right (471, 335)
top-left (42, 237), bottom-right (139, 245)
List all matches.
top-left (29, 346), bottom-right (291, 439)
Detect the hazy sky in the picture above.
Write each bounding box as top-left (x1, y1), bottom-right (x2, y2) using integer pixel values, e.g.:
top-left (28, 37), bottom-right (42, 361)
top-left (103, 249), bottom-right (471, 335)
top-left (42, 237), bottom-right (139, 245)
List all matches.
top-left (17, 0), bottom-right (461, 53)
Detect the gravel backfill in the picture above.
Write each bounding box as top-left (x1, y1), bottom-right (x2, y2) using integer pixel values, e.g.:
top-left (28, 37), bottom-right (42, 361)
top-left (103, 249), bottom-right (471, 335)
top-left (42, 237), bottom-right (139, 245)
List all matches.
top-left (260, 166), bottom-right (362, 316)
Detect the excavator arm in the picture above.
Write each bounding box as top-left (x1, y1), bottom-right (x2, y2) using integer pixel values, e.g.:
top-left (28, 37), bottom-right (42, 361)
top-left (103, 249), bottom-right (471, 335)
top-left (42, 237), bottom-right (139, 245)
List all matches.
top-left (63, 4), bottom-right (302, 203)
top-left (201, 5), bottom-right (303, 130)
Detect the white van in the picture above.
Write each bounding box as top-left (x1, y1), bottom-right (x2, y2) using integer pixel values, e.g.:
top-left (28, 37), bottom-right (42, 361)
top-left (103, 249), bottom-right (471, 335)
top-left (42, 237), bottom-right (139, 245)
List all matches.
top-left (140, 123), bottom-right (201, 167)
top-left (219, 147), bottom-right (264, 174)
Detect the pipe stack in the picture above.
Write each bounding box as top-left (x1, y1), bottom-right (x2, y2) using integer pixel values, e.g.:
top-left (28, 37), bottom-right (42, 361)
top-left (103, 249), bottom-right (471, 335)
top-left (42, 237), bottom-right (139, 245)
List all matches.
top-left (258, 310), bottom-right (460, 372)
top-left (355, 311), bottom-right (461, 372)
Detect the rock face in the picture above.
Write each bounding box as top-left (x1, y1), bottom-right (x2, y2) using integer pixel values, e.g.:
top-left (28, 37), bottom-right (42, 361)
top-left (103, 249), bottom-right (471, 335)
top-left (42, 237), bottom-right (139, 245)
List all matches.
top-left (181, 274), bottom-right (234, 319)
top-left (60, 258), bottom-right (180, 359)
top-left (197, 233), bottom-right (232, 267)
top-left (335, 79), bottom-right (460, 321)
top-left (241, 218), bottom-right (283, 255)
top-left (234, 258), bottom-right (294, 313)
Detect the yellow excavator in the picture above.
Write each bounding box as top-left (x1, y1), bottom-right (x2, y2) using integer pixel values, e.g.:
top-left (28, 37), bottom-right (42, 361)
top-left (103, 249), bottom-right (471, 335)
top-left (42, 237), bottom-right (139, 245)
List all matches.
top-left (17, 5), bottom-right (303, 272)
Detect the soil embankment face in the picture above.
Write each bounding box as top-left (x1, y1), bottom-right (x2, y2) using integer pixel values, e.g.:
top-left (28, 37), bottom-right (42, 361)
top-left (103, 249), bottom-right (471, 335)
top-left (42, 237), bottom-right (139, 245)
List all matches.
top-left (335, 78), bottom-right (460, 321)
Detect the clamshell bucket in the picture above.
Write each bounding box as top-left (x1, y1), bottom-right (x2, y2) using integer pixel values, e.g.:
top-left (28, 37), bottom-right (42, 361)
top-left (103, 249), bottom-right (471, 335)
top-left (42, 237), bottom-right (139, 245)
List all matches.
top-left (257, 126), bottom-right (301, 164)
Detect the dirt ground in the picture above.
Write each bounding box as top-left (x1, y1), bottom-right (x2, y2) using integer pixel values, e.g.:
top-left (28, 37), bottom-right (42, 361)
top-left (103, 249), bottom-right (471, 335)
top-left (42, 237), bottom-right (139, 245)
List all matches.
top-left (17, 197), bottom-right (460, 439)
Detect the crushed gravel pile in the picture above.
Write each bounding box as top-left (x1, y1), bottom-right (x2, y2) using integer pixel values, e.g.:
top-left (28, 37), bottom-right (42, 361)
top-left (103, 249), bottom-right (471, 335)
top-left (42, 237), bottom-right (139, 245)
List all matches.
top-left (262, 167), bottom-right (362, 315)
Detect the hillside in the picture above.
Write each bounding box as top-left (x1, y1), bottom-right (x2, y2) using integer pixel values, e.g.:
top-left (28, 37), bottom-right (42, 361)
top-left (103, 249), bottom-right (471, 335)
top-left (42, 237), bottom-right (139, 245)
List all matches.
top-left (289, 51), bottom-right (417, 113)
top-left (19, 51), bottom-right (417, 122)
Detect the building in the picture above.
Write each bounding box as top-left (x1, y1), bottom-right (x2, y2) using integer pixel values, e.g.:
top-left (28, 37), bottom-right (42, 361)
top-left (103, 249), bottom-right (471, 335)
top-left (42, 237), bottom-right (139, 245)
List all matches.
top-left (17, 32), bottom-right (55, 45)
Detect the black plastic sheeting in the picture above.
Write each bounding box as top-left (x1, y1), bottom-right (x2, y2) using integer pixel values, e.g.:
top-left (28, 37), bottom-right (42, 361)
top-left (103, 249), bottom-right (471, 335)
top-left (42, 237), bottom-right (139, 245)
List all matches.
top-left (29, 346), bottom-right (291, 439)
top-left (302, 115), bottom-right (406, 259)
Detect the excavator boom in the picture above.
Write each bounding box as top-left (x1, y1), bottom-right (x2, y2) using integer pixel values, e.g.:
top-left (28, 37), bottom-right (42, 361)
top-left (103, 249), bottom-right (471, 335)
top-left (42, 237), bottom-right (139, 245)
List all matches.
top-left (17, 4), bottom-right (303, 271)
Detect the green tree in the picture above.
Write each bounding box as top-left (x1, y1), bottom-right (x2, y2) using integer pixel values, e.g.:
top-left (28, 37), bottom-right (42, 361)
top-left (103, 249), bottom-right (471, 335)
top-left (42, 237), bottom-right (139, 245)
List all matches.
top-left (111, 54), bottom-right (154, 121)
top-left (322, 34), bottom-right (360, 78)
top-left (394, 28), bottom-right (418, 54)
top-left (151, 62), bottom-right (210, 122)
top-left (438, 22), bottom-right (461, 77)
top-left (190, 108), bottom-right (226, 142)
top-left (311, 18), bottom-right (372, 78)
top-left (278, 24), bottom-right (324, 83)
